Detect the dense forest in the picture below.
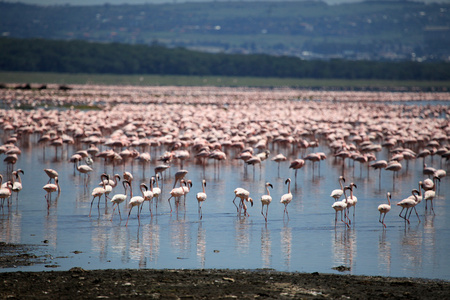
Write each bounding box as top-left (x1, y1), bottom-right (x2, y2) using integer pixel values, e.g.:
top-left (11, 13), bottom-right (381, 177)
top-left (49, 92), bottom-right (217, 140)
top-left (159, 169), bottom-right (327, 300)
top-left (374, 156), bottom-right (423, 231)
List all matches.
top-left (1, 37), bottom-right (449, 80)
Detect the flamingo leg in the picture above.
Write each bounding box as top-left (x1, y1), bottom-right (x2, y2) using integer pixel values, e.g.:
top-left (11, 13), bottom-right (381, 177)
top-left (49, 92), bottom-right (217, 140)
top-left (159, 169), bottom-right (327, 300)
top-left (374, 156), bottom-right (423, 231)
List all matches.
top-left (168, 196), bottom-right (173, 213)
top-left (379, 212), bottom-right (387, 228)
top-left (232, 196), bottom-right (239, 212)
top-left (404, 208), bottom-right (411, 224)
top-left (149, 200), bottom-right (153, 217)
top-left (110, 203), bottom-right (117, 221)
top-left (125, 207), bottom-right (133, 227)
top-left (341, 210), bottom-right (349, 228)
top-left (408, 207), bottom-right (421, 222)
top-left (284, 204), bottom-right (289, 219)
top-left (89, 196), bottom-right (96, 217)
top-left (398, 208), bottom-right (405, 220)
top-left (137, 206), bottom-right (141, 225)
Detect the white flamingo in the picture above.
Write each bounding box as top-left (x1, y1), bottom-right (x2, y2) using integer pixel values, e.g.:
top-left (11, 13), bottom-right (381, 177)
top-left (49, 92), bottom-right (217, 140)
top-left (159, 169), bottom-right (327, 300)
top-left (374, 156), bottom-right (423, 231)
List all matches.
top-left (12, 169), bottom-right (24, 200)
top-left (260, 182), bottom-right (273, 222)
top-left (44, 168), bottom-right (59, 184)
top-left (43, 177), bottom-right (61, 209)
top-left (110, 180), bottom-right (131, 221)
top-left (140, 179), bottom-right (155, 216)
top-left (168, 179), bottom-right (186, 213)
top-left (0, 180), bottom-right (13, 207)
top-left (397, 189), bottom-right (421, 224)
top-left (196, 179), bottom-right (207, 220)
top-left (424, 176), bottom-right (440, 215)
top-left (280, 178), bottom-right (292, 219)
top-left (330, 175), bottom-right (345, 201)
top-left (345, 182), bottom-right (357, 223)
top-left (332, 186), bottom-right (349, 228)
top-left (89, 179), bottom-right (106, 217)
top-left (125, 183), bottom-right (146, 227)
top-left (232, 187), bottom-right (253, 217)
top-left (378, 192), bottom-right (391, 228)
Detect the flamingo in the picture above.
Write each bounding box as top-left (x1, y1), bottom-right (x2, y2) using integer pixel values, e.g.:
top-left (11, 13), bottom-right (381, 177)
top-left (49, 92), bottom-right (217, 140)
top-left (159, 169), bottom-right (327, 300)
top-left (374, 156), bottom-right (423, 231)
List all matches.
top-left (69, 154), bottom-right (82, 174)
top-left (110, 180), bottom-right (131, 221)
top-left (99, 174), bottom-right (121, 188)
top-left (370, 160), bottom-right (387, 188)
top-left (43, 177), bottom-right (61, 208)
top-left (280, 178), bottom-right (292, 219)
top-left (409, 181), bottom-right (423, 206)
top-left (44, 168), bottom-right (58, 183)
top-left (332, 187), bottom-right (349, 228)
top-left (0, 181), bottom-right (13, 207)
top-left (422, 177), bottom-right (434, 191)
top-left (397, 189), bottom-right (421, 224)
top-left (386, 161), bottom-right (402, 188)
top-left (100, 173), bottom-right (114, 202)
top-left (154, 164), bottom-right (170, 180)
top-left (11, 169), bottom-right (24, 200)
top-left (330, 176), bottom-right (345, 201)
top-left (181, 179), bottom-right (192, 204)
top-left (89, 179), bottom-right (107, 217)
top-left (289, 159), bottom-right (305, 181)
top-left (140, 180), bottom-right (154, 216)
top-left (271, 153), bottom-right (286, 176)
top-left (123, 171), bottom-right (134, 186)
top-left (246, 155), bottom-right (262, 177)
top-left (345, 182), bottom-right (357, 223)
top-left (125, 183), bottom-right (146, 226)
top-left (424, 176), bottom-right (440, 214)
top-left (378, 192), bottom-right (391, 228)
top-left (168, 179), bottom-right (185, 213)
top-left (77, 159), bottom-right (93, 185)
top-left (260, 182), bottom-right (273, 222)
top-left (232, 187), bottom-right (253, 216)
top-left (152, 174), bottom-right (162, 201)
top-left (173, 169), bottom-right (188, 188)
top-left (196, 179), bottom-right (207, 219)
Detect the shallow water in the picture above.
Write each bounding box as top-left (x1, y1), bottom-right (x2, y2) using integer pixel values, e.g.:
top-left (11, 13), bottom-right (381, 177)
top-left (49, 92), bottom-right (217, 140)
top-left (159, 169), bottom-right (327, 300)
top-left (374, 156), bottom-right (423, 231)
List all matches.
top-left (1, 139), bottom-right (449, 280)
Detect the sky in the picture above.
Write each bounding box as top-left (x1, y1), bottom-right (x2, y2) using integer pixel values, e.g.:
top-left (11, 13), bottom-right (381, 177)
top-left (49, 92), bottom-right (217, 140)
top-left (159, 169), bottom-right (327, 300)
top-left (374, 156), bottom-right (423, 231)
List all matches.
top-left (3, 0), bottom-right (450, 6)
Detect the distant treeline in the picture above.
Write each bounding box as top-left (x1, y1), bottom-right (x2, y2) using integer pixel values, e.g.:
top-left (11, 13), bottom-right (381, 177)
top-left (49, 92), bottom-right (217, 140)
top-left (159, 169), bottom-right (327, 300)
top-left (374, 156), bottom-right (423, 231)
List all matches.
top-left (1, 37), bottom-right (449, 80)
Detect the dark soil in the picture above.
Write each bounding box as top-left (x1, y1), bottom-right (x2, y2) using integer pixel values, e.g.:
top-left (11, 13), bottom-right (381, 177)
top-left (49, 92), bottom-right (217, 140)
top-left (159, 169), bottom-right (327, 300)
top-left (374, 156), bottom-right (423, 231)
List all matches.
top-left (1, 242), bottom-right (449, 299)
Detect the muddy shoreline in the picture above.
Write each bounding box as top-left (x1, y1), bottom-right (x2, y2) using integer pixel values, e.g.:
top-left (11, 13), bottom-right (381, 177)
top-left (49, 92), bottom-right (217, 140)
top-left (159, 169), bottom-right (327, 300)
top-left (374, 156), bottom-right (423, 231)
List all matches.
top-left (1, 243), bottom-right (449, 299)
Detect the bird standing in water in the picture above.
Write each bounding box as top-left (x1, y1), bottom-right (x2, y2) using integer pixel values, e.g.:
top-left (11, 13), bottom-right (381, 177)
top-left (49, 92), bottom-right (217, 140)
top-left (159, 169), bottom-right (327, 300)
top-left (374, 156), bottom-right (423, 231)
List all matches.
top-left (280, 178), bottom-right (292, 219)
top-left (196, 179), bottom-right (207, 220)
top-left (260, 182), bottom-right (273, 222)
top-left (378, 192), bottom-right (391, 228)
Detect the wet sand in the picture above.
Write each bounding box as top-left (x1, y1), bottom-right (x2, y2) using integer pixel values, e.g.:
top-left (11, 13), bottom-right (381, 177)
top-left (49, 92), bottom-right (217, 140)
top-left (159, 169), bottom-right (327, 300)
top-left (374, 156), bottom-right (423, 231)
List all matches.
top-left (1, 242), bottom-right (449, 299)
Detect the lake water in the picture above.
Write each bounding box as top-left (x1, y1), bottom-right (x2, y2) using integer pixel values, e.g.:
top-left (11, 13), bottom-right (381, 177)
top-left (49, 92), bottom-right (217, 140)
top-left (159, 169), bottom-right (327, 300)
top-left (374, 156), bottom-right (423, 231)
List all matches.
top-left (0, 88), bottom-right (450, 280)
top-left (1, 136), bottom-right (449, 280)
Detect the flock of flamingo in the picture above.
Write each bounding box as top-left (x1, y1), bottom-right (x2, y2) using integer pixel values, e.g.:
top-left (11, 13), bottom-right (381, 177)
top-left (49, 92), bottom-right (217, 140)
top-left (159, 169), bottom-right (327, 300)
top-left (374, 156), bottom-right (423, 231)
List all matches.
top-left (0, 84), bottom-right (449, 229)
